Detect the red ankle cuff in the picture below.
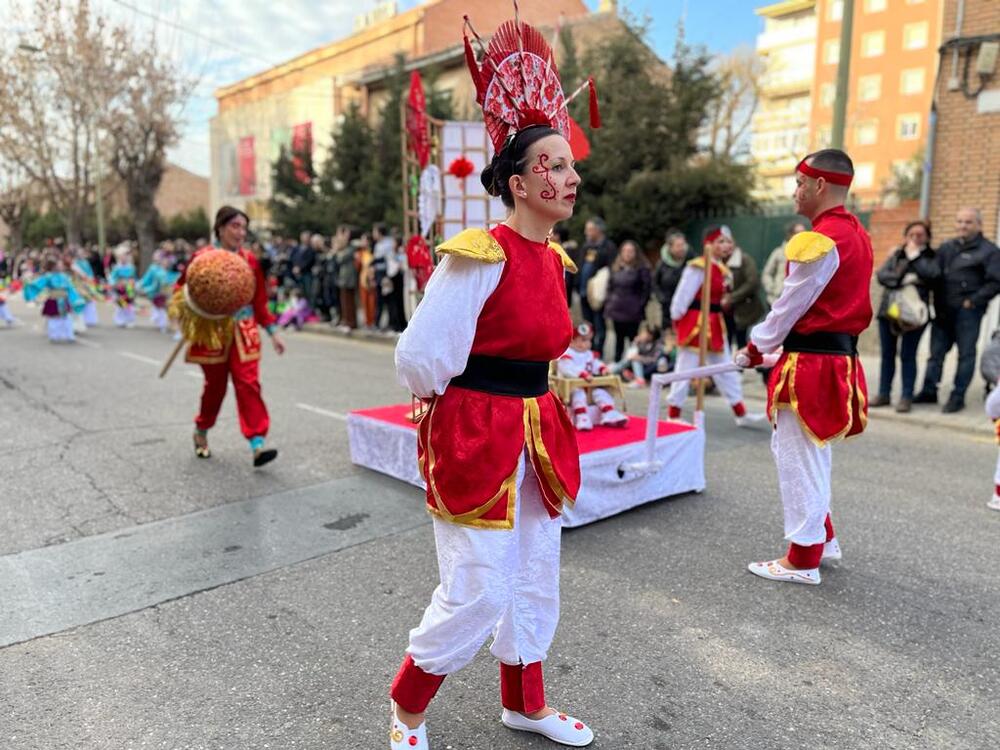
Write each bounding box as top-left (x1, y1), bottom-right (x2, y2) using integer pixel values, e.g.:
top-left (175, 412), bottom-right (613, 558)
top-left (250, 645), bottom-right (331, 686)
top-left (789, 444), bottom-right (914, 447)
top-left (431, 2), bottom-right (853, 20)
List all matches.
top-left (500, 661), bottom-right (545, 714)
top-left (390, 654), bottom-right (446, 714)
top-left (787, 542), bottom-right (823, 569)
top-left (824, 513), bottom-right (835, 543)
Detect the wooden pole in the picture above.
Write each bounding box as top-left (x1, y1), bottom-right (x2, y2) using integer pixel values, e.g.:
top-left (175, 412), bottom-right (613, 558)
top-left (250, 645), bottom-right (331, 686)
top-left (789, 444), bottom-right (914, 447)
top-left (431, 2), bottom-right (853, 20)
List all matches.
top-left (158, 338), bottom-right (185, 379)
top-left (695, 238), bottom-right (712, 413)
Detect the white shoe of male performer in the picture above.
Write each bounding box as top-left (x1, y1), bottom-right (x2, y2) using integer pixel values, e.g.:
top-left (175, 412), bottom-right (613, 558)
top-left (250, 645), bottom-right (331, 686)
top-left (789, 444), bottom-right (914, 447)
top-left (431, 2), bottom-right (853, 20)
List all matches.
top-left (821, 537), bottom-right (842, 563)
top-left (734, 411), bottom-right (767, 428)
top-left (987, 493), bottom-right (1000, 512)
top-left (502, 709), bottom-right (594, 747)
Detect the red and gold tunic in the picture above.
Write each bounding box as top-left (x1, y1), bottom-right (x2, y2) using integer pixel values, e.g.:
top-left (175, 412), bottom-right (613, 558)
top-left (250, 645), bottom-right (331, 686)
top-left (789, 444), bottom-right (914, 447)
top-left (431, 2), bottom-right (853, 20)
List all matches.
top-left (673, 257), bottom-right (730, 352)
top-left (178, 247), bottom-right (276, 365)
top-left (766, 206), bottom-right (874, 445)
top-left (416, 225), bottom-right (580, 529)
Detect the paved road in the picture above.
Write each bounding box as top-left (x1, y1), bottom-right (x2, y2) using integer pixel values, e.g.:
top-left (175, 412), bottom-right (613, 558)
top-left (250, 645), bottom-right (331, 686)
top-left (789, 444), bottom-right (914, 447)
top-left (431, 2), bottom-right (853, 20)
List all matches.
top-left (1, 300), bottom-right (998, 750)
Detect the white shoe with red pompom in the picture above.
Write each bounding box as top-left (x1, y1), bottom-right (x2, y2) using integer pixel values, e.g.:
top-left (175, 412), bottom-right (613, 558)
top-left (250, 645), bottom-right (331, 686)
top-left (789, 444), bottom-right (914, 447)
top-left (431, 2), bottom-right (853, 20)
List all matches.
top-left (501, 709), bottom-right (594, 747)
top-left (574, 411), bottom-right (593, 431)
top-left (747, 559), bottom-right (821, 585)
top-left (389, 706), bottom-right (428, 749)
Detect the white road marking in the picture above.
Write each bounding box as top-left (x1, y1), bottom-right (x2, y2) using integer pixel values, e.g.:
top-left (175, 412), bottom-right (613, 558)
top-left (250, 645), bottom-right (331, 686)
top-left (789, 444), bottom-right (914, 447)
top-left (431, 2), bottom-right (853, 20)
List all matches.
top-left (75, 338), bottom-right (101, 348)
top-left (295, 402), bottom-right (349, 421)
top-left (185, 371), bottom-right (202, 379)
top-left (118, 351), bottom-right (161, 366)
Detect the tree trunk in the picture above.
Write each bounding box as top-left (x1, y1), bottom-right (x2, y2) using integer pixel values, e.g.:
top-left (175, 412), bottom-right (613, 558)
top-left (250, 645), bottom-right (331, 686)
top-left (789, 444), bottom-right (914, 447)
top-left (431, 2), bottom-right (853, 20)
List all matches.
top-left (9, 218), bottom-right (24, 254)
top-left (65, 210), bottom-right (82, 247)
top-left (133, 204), bottom-right (158, 272)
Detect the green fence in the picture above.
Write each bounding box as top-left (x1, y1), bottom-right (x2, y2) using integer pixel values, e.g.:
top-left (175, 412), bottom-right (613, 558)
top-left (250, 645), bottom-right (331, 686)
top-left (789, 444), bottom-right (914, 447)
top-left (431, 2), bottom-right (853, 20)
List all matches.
top-left (681, 205), bottom-right (872, 268)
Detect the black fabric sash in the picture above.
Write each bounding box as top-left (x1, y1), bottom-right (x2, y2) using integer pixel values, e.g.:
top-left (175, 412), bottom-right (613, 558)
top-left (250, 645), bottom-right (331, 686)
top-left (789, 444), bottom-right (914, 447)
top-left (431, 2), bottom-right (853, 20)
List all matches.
top-left (450, 354), bottom-right (550, 397)
top-left (689, 302), bottom-right (723, 313)
top-left (783, 331), bottom-right (858, 355)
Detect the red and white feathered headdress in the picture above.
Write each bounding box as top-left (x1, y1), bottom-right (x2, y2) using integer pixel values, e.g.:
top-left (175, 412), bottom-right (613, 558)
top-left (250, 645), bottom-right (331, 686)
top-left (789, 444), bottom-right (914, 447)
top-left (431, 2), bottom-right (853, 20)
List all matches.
top-left (463, 3), bottom-right (600, 155)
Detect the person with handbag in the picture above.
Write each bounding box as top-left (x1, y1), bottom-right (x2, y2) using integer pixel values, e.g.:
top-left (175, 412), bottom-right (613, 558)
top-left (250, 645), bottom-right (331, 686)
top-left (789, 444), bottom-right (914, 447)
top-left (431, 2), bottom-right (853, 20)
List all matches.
top-left (873, 220), bottom-right (939, 412)
top-left (577, 217), bottom-right (616, 357)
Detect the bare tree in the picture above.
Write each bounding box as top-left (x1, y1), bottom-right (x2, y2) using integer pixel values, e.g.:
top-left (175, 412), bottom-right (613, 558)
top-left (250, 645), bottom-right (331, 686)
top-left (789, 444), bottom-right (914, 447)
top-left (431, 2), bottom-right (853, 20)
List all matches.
top-left (104, 43), bottom-right (191, 269)
top-left (703, 47), bottom-right (763, 160)
top-left (0, 0), bottom-right (128, 246)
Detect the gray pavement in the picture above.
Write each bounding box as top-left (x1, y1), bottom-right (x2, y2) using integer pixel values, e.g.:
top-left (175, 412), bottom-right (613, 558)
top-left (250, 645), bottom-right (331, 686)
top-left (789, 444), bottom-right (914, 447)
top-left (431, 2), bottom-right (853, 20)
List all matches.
top-left (2, 298), bottom-right (998, 750)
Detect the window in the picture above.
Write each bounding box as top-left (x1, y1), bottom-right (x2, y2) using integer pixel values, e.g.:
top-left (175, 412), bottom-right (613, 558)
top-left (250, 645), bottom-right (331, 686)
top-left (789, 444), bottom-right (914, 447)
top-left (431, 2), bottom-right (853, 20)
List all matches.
top-left (854, 120), bottom-right (879, 146)
top-left (817, 126), bottom-right (833, 149)
top-left (898, 114), bottom-right (921, 140)
top-left (861, 30), bottom-right (886, 57)
top-left (858, 74), bottom-right (882, 102)
top-left (903, 22), bottom-right (929, 50)
top-left (854, 163), bottom-right (875, 189)
top-left (864, 0), bottom-right (887, 12)
top-left (827, 0), bottom-right (843, 21)
top-left (900, 68), bottom-right (926, 95)
top-left (824, 39), bottom-right (840, 65)
top-left (821, 82), bottom-right (837, 107)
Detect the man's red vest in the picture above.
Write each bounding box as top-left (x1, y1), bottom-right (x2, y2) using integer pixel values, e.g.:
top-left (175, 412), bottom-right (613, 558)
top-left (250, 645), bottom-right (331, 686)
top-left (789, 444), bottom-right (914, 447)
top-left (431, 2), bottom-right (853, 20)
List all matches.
top-left (674, 257), bottom-right (730, 352)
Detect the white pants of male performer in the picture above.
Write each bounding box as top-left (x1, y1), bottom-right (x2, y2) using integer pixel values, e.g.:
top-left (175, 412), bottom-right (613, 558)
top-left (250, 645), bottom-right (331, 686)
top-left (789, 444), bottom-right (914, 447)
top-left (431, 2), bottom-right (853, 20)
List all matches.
top-left (666, 346), bottom-right (744, 408)
top-left (114, 305), bottom-right (135, 327)
top-left (0, 302), bottom-right (15, 325)
top-left (407, 453), bottom-right (561, 675)
top-left (772, 410), bottom-right (832, 546)
top-left (47, 316), bottom-right (75, 342)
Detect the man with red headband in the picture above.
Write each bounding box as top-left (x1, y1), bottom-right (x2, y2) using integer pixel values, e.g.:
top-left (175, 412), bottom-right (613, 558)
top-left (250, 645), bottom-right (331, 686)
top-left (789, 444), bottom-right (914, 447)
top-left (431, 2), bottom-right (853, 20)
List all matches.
top-left (736, 149), bottom-right (873, 585)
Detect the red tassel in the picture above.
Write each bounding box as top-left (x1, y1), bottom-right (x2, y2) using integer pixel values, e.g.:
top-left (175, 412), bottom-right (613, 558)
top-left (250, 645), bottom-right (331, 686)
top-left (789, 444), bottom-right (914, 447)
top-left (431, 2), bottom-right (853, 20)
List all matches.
top-left (464, 33), bottom-right (484, 105)
top-left (588, 77), bottom-right (601, 129)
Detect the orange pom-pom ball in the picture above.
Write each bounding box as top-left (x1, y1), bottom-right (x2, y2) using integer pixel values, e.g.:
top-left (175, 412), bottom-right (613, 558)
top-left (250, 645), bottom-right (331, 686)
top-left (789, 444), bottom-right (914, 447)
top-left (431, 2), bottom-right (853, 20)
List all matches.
top-left (184, 249), bottom-right (255, 317)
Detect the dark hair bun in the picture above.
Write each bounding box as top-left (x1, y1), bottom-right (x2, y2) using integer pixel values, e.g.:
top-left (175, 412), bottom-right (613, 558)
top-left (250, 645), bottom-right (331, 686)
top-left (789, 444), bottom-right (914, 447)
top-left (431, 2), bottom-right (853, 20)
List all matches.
top-left (480, 161), bottom-right (499, 197)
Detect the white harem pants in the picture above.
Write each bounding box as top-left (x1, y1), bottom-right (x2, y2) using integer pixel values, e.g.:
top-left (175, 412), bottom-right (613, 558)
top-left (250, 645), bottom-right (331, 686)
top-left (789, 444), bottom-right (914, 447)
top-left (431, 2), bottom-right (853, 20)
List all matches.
top-left (666, 346), bottom-right (745, 408)
top-left (407, 453), bottom-right (562, 676)
top-left (772, 409), bottom-right (832, 546)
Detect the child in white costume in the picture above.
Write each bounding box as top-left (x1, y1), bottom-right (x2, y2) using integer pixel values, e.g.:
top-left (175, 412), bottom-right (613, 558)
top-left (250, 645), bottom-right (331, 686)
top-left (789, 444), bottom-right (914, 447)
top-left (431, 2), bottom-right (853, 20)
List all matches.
top-left (556, 322), bottom-right (627, 430)
top-left (986, 383), bottom-right (1000, 511)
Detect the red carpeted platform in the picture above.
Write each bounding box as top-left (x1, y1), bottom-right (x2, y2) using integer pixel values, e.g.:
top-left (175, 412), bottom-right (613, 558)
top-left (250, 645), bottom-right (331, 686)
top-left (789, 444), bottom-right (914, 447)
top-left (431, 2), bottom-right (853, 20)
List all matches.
top-left (348, 402), bottom-right (705, 527)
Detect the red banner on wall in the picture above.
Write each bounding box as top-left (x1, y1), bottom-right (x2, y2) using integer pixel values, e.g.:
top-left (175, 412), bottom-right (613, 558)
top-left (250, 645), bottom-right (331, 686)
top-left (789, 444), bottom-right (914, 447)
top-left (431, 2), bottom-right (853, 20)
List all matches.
top-left (238, 136), bottom-right (256, 196)
top-left (291, 122), bottom-right (313, 184)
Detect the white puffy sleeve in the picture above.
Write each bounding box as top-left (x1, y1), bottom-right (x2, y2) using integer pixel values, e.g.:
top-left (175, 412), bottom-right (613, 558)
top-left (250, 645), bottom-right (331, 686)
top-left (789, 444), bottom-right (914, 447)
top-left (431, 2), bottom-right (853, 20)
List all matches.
top-left (669, 266), bottom-right (703, 322)
top-left (394, 254), bottom-right (504, 398)
top-left (750, 249), bottom-right (840, 353)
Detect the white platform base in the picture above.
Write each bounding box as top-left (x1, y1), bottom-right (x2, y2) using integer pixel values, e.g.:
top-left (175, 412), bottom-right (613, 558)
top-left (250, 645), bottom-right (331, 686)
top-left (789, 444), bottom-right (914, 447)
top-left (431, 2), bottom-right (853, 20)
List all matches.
top-left (348, 405), bottom-right (705, 528)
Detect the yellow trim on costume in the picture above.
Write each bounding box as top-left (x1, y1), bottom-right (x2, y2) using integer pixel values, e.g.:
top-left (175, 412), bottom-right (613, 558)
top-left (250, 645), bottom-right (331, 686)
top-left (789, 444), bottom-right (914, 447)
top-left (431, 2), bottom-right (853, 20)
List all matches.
top-left (687, 257), bottom-right (731, 277)
top-left (548, 241), bottom-right (578, 273)
top-left (777, 352), bottom-right (861, 447)
top-left (784, 231), bottom-right (836, 264)
top-left (436, 228), bottom-right (506, 263)
top-left (523, 397), bottom-right (575, 512)
top-left (421, 399), bottom-right (520, 529)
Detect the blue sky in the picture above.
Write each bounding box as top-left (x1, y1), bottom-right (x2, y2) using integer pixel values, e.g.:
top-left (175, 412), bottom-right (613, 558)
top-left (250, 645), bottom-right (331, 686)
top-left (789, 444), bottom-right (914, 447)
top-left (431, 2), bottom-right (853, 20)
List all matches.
top-left (75, 0), bottom-right (763, 176)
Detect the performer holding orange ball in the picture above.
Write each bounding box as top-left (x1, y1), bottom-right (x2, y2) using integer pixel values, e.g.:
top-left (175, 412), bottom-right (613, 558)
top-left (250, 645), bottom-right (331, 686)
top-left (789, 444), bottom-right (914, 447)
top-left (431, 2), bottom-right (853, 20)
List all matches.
top-left (173, 206), bottom-right (285, 467)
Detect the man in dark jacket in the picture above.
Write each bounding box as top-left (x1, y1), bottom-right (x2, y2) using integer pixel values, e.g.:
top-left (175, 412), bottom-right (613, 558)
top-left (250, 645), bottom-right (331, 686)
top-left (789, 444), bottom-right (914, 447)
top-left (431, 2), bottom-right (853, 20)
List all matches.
top-left (577, 217), bottom-right (617, 357)
top-left (914, 208), bottom-right (1000, 412)
top-left (653, 230), bottom-right (688, 328)
top-left (291, 230), bottom-right (317, 305)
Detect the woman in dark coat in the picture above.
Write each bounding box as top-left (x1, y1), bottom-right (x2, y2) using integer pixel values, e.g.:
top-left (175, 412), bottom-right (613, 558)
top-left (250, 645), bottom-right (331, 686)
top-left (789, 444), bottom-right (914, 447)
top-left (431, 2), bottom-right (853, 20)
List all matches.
top-left (873, 220), bottom-right (939, 412)
top-left (604, 240), bottom-right (652, 362)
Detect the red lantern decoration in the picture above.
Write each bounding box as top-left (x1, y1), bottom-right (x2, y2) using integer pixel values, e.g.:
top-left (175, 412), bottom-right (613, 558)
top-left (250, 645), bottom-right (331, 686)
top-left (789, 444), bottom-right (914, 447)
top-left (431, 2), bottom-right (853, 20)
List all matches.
top-left (447, 156), bottom-right (475, 180)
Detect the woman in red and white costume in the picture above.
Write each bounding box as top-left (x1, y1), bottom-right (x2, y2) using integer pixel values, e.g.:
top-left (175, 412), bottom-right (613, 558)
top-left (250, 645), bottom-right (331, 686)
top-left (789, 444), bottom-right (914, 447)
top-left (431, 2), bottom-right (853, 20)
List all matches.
top-left (736, 149), bottom-right (873, 585)
top-left (387, 12), bottom-right (597, 750)
top-left (666, 225), bottom-right (762, 425)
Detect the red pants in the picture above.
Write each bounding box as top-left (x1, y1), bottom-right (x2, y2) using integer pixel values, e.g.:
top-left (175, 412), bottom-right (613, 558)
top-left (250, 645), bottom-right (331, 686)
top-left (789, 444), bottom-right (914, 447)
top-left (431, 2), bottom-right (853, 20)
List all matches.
top-left (195, 346), bottom-right (269, 439)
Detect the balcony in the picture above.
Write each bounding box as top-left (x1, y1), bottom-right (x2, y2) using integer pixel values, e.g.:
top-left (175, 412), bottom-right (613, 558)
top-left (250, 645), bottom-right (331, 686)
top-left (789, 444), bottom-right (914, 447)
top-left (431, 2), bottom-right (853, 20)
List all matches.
top-left (756, 20), bottom-right (817, 52)
top-left (760, 68), bottom-right (813, 96)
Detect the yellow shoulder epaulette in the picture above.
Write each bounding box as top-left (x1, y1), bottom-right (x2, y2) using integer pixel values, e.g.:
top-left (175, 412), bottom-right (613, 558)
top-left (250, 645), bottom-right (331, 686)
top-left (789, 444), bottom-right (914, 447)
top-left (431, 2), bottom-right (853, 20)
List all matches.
top-left (548, 241), bottom-right (577, 273)
top-left (436, 228), bottom-right (506, 263)
top-left (687, 256), bottom-right (730, 274)
top-left (785, 231), bottom-right (836, 263)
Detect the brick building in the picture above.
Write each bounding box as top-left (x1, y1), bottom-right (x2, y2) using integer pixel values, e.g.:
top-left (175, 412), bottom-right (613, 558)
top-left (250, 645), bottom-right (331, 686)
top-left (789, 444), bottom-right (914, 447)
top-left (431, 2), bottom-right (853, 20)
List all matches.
top-left (925, 0), bottom-right (1000, 242)
top-left (209, 0), bottom-right (594, 226)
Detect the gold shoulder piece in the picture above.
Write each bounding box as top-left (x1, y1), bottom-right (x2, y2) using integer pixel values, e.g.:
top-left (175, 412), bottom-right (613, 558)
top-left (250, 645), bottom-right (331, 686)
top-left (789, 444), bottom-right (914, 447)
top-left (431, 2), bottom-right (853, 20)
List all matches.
top-left (436, 228), bottom-right (506, 263)
top-left (688, 256), bottom-right (706, 269)
top-left (548, 241), bottom-right (577, 273)
top-left (785, 231), bottom-right (836, 263)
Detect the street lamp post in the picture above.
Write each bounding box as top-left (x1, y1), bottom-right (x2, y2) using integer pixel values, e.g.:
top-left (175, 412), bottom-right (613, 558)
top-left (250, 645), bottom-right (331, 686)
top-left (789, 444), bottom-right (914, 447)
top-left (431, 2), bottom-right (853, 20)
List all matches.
top-left (830, 0), bottom-right (855, 150)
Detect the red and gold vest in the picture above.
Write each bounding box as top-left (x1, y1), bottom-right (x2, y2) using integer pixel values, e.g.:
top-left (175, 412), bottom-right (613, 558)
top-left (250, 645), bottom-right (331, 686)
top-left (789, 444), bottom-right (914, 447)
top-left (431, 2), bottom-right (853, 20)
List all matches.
top-left (767, 206), bottom-right (874, 445)
top-left (417, 224), bottom-right (581, 529)
top-left (674, 257), bottom-right (730, 352)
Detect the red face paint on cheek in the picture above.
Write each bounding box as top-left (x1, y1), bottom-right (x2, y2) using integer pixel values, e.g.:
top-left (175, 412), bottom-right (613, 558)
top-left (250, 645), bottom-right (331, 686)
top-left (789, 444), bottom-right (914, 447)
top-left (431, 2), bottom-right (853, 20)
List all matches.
top-left (531, 153), bottom-right (557, 201)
